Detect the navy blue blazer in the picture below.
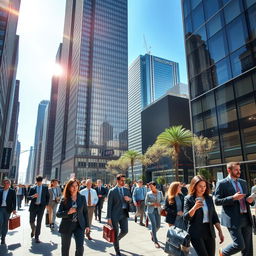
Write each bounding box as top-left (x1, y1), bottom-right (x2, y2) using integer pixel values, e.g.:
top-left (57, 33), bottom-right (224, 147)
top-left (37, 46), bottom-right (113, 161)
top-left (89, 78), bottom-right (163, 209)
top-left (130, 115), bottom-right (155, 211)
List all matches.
top-left (165, 193), bottom-right (184, 225)
top-left (28, 185), bottom-right (50, 211)
top-left (95, 186), bottom-right (108, 199)
top-left (184, 194), bottom-right (219, 239)
top-left (107, 186), bottom-right (131, 221)
top-left (56, 193), bottom-right (89, 233)
top-left (215, 177), bottom-right (253, 228)
top-left (0, 188), bottom-right (16, 213)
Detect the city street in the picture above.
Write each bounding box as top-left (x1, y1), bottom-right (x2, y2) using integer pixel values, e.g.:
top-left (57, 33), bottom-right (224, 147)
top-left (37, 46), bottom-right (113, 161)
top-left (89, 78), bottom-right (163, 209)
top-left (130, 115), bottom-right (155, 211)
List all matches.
top-left (1, 202), bottom-right (255, 256)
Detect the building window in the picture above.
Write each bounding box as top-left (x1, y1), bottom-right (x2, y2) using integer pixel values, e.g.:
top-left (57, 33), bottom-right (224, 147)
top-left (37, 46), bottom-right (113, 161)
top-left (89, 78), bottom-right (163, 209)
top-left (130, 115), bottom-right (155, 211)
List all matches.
top-left (208, 29), bottom-right (228, 64)
top-left (247, 4), bottom-right (256, 40)
top-left (230, 45), bottom-right (254, 77)
top-left (224, 0), bottom-right (243, 24)
top-left (212, 57), bottom-right (232, 86)
top-left (226, 14), bottom-right (248, 53)
top-left (206, 12), bottom-right (224, 38)
top-left (192, 3), bottom-right (205, 31)
top-left (203, 0), bottom-right (220, 21)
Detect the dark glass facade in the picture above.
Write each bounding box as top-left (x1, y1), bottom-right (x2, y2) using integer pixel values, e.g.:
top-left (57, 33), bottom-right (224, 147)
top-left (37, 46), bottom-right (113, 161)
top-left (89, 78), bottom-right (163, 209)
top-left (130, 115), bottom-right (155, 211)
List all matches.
top-left (141, 94), bottom-right (193, 183)
top-left (52, 0), bottom-right (128, 183)
top-left (182, 0), bottom-right (256, 184)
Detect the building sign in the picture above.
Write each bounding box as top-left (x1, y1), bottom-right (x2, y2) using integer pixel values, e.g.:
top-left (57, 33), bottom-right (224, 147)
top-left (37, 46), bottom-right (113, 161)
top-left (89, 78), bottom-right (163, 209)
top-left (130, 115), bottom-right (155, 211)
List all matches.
top-left (104, 149), bottom-right (114, 156)
top-left (1, 147), bottom-right (12, 169)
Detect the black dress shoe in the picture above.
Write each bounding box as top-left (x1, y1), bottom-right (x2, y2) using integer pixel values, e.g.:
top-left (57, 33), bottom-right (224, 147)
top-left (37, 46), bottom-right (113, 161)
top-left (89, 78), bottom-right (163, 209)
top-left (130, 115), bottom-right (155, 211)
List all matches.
top-left (31, 232), bottom-right (34, 238)
top-left (35, 238), bottom-right (41, 243)
top-left (134, 216), bottom-right (137, 223)
top-left (1, 239), bottom-right (5, 245)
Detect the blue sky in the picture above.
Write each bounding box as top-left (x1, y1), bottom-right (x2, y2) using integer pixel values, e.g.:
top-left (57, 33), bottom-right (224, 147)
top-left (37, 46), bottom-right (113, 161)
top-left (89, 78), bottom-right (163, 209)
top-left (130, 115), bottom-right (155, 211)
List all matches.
top-left (16, 0), bottom-right (187, 181)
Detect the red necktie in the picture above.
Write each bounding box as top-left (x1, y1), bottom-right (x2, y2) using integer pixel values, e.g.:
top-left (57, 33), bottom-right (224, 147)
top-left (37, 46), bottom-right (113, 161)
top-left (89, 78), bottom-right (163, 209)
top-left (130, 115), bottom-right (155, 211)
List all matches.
top-left (234, 181), bottom-right (247, 213)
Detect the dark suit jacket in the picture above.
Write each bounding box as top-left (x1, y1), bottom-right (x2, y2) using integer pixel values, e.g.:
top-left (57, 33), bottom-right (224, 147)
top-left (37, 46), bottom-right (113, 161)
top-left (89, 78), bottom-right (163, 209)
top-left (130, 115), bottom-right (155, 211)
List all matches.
top-left (165, 193), bottom-right (184, 225)
top-left (215, 177), bottom-right (253, 228)
top-left (0, 188), bottom-right (16, 213)
top-left (107, 186), bottom-right (131, 221)
top-left (28, 185), bottom-right (50, 211)
top-left (184, 194), bottom-right (219, 239)
top-left (95, 186), bottom-right (108, 198)
top-left (56, 193), bottom-right (89, 233)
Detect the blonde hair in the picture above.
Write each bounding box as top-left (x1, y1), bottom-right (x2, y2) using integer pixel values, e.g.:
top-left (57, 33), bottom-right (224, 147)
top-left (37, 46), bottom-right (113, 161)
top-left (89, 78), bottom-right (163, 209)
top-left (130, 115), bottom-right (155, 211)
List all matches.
top-left (167, 181), bottom-right (181, 204)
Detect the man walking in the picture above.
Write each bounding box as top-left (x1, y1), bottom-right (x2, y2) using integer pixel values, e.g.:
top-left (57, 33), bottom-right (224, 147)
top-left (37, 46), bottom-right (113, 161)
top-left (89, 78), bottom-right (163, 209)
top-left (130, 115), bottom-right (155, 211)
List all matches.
top-left (28, 176), bottom-right (50, 243)
top-left (16, 184), bottom-right (25, 210)
top-left (107, 174), bottom-right (131, 256)
top-left (215, 162), bottom-right (255, 256)
top-left (0, 179), bottom-right (16, 245)
top-left (80, 179), bottom-right (98, 240)
top-left (94, 179), bottom-right (108, 223)
top-left (132, 179), bottom-right (146, 226)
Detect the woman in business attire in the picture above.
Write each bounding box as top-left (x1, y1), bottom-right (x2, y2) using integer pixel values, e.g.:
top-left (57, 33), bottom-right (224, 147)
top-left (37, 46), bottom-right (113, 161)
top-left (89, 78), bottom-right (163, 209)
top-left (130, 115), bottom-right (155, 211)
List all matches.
top-left (165, 181), bottom-right (184, 228)
top-left (57, 179), bottom-right (90, 256)
top-left (184, 175), bottom-right (224, 256)
top-left (145, 181), bottom-right (164, 248)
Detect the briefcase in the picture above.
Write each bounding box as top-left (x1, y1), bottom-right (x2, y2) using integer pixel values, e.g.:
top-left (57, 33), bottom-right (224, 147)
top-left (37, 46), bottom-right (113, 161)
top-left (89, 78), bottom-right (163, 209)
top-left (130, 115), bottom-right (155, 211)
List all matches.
top-left (9, 214), bottom-right (20, 230)
top-left (103, 224), bottom-right (115, 243)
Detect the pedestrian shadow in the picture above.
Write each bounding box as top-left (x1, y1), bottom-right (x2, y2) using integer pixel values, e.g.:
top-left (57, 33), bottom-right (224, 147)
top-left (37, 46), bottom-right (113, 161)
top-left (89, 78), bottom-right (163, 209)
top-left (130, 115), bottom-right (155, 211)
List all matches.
top-left (0, 244), bottom-right (13, 256)
top-left (84, 237), bottom-right (112, 252)
top-left (119, 249), bottom-right (144, 256)
top-left (7, 243), bottom-right (21, 251)
top-left (29, 241), bottom-right (58, 256)
top-left (7, 231), bottom-right (18, 236)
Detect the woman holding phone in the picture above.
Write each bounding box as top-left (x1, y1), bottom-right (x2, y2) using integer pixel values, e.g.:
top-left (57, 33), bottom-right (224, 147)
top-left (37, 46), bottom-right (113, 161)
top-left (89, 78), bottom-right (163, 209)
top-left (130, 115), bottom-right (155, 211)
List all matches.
top-left (57, 179), bottom-right (90, 256)
top-left (184, 175), bottom-right (224, 256)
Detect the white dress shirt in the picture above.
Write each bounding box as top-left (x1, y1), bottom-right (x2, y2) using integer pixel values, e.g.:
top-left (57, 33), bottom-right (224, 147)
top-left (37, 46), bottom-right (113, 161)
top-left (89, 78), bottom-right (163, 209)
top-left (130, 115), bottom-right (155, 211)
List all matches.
top-left (1, 189), bottom-right (9, 206)
top-left (80, 188), bottom-right (98, 206)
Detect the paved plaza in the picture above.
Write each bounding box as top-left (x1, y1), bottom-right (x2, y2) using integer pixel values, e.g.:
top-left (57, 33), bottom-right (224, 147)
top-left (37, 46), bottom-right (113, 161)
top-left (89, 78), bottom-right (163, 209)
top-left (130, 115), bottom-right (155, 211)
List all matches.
top-left (0, 202), bottom-right (255, 256)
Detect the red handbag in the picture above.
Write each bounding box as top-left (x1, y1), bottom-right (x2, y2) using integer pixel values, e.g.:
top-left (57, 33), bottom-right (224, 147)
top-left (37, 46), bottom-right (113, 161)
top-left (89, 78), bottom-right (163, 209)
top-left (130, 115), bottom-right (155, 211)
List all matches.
top-left (103, 224), bottom-right (115, 243)
top-left (160, 209), bottom-right (167, 217)
top-left (9, 214), bottom-right (20, 230)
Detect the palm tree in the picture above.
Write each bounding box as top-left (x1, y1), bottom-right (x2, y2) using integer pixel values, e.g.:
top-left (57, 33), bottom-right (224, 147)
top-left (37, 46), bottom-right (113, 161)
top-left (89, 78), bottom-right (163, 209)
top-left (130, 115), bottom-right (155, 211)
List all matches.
top-left (156, 125), bottom-right (192, 181)
top-left (122, 150), bottom-right (142, 182)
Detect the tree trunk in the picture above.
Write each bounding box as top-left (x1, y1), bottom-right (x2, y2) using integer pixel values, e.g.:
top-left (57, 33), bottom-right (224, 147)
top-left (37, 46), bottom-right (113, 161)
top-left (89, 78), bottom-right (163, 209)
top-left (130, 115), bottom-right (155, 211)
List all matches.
top-left (175, 155), bottom-right (179, 181)
top-left (131, 159), bottom-right (134, 182)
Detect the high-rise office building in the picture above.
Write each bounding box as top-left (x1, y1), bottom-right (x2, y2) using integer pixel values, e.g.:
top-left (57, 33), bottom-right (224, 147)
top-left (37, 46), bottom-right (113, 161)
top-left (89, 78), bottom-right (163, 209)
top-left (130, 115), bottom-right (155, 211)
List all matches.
top-left (0, 0), bottom-right (21, 181)
top-left (30, 100), bottom-right (49, 182)
top-left (52, 0), bottom-right (128, 183)
top-left (128, 54), bottom-right (180, 177)
top-left (41, 44), bottom-right (62, 180)
top-left (25, 146), bottom-right (33, 185)
top-left (182, 0), bottom-right (256, 183)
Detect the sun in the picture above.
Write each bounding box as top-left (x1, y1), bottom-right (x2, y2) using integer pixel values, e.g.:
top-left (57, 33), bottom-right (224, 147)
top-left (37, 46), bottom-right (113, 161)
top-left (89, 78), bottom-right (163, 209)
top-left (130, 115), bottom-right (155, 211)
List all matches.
top-left (52, 63), bottom-right (63, 77)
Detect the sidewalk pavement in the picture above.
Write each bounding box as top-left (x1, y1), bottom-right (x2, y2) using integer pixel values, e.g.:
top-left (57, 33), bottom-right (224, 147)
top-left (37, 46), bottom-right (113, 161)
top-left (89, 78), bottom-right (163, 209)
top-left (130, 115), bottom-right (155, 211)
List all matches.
top-left (0, 203), bottom-right (255, 256)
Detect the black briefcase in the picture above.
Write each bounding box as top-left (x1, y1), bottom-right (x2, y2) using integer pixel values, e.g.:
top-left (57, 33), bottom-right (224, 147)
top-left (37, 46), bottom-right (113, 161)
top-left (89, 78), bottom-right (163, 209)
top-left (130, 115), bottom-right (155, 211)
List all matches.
top-left (164, 225), bottom-right (190, 256)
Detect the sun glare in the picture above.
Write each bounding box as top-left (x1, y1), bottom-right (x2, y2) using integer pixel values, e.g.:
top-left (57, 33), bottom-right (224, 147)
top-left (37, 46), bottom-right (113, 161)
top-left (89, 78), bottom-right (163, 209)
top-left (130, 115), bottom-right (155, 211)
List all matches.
top-left (53, 63), bottom-right (63, 77)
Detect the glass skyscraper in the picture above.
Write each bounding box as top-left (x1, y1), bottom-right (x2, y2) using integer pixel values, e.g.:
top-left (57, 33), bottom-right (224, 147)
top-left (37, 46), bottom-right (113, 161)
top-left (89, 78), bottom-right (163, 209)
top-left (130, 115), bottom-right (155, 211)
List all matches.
top-left (182, 0), bottom-right (256, 184)
top-left (52, 0), bottom-right (128, 183)
top-left (128, 54), bottom-right (180, 177)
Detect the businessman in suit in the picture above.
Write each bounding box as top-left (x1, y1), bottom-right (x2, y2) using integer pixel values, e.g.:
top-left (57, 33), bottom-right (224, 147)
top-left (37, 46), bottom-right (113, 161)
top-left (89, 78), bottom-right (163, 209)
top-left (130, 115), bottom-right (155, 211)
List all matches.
top-left (28, 175), bottom-right (50, 243)
top-left (107, 174), bottom-right (132, 256)
top-left (94, 179), bottom-right (108, 223)
top-left (215, 162), bottom-right (255, 256)
top-left (0, 179), bottom-right (16, 245)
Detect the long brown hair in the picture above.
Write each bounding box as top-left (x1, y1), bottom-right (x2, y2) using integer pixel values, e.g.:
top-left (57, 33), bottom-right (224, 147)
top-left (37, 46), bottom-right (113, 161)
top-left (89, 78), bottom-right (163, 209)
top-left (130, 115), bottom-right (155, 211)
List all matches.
top-left (63, 178), bottom-right (80, 204)
top-left (189, 175), bottom-right (209, 196)
top-left (167, 181), bottom-right (181, 204)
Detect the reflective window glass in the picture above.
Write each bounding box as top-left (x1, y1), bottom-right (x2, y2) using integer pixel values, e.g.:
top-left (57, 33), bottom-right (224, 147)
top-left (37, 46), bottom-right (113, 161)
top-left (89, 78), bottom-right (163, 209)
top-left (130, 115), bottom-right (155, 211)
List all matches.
top-left (191, 0), bottom-right (202, 10)
top-left (185, 15), bottom-right (193, 36)
top-left (192, 3), bottom-right (205, 31)
top-left (245, 0), bottom-right (256, 8)
top-left (203, 0), bottom-right (220, 20)
top-left (216, 83), bottom-right (234, 106)
top-left (226, 15), bottom-right (248, 53)
top-left (206, 12), bottom-right (224, 38)
top-left (247, 4), bottom-right (256, 40)
top-left (192, 100), bottom-right (202, 116)
top-left (183, 0), bottom-right (191, 18)
top-left (224, 0), bottom-right (243, 24)
top-left (208, 29), bottom-right (228, 63)
top-left (230, 46), bottom-right (254, 77)
top-left (193, 116), bottom-right (204, 133)
top-left (212, 57), bottom-right (231, 86)
top-left (234, 75), bottom-right (254, 97)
